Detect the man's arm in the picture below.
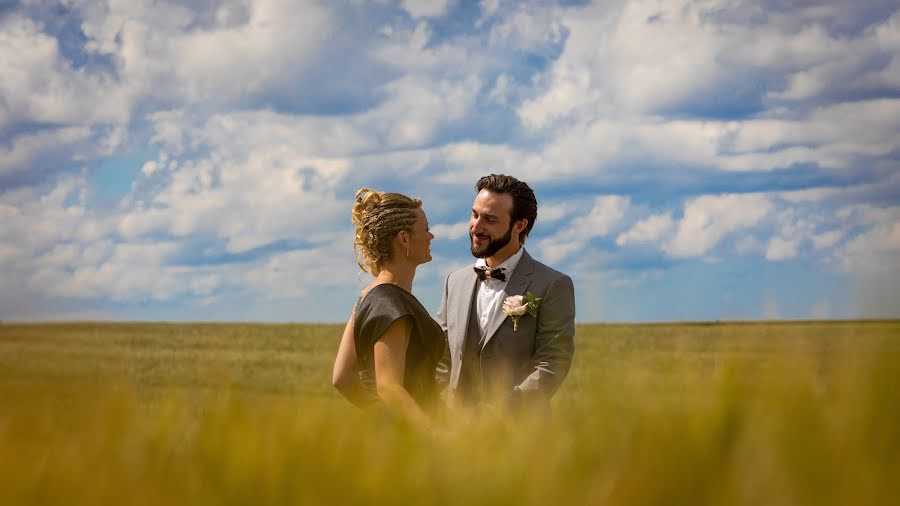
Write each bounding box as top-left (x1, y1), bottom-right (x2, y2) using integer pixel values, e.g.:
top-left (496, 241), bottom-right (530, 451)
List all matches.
top-left (514, 275), bottom-right (576, 400)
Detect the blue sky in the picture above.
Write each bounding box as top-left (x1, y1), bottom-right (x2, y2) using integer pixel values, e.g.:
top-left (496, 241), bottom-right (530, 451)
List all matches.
top-left (1, 0), bottom-right (899, 322)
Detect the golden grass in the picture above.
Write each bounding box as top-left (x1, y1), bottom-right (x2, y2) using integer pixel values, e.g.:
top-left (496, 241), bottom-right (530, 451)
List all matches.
top-left (1, 321), bottom-right (899, 505)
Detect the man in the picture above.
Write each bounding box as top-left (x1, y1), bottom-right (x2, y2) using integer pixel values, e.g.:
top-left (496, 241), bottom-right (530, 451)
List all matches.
top-left (436, 174), bottom-right (575, 410)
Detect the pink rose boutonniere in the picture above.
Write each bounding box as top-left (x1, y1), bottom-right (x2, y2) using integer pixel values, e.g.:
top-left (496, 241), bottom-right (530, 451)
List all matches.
top-left (502, 292), bottom-right (542, 332)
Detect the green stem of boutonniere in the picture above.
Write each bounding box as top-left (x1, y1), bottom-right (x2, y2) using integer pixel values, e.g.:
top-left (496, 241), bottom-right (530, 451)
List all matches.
top-left (502, 292), bottom-right (543, 333)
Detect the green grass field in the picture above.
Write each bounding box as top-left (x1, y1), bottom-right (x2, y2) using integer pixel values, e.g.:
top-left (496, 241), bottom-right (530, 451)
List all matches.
top-left (2, 321), bottom-right (899, 505)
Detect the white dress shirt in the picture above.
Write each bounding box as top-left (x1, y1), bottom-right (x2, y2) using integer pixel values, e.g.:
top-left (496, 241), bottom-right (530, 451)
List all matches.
top-left (474, 246), bottom-right (525, 335)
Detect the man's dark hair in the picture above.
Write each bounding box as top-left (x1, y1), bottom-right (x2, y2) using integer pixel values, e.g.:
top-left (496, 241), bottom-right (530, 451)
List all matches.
top-left (476, 174), bottom-right (538, 241)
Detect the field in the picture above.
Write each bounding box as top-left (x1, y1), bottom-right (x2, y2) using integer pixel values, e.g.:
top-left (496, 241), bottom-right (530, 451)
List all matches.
top-left (2, 321), bottom-right (899, 505)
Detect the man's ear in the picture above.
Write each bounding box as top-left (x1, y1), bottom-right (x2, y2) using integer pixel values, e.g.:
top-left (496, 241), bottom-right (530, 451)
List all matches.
top-left (514, 219), bottom-right (528, 235)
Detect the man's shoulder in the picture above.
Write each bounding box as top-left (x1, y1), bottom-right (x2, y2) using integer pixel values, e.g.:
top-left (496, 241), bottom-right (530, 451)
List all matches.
top-left (445, 264), bottom-right (474, 285)
top-left (525, 251), bottom-right (571, 284)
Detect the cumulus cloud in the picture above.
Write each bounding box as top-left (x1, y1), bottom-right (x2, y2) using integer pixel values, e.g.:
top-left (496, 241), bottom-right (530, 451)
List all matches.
top-left (0, 171), bottom-right (361, 309)
top-left (74, 0), bottom-right (334, 106)
top-left (665, 194), bottom-right (773, 258)
top-left (539, 201), bottom-right (579, 225)
top-left (401, 0), bottom-right (452, 19)
top-left (765, 236), bottom-right (800, 261)
top-left (2, 0), bottom-right (899, 321)
top-left (616, 213), bottom-right (674, 246)
top-left (537, 196), bottom-right (630, 263)
top-left (370, 74), bottom-right (482, 148)
top-left (0, 127), bottom-right (91, 179)
top-left (0, 14), bottom-right (128, 130)
top-left (241, 239), bottom-right (358, 300)
top-left (430, 221), bottom-right (469, 241)
top-left (833, 204), bottom-right (900, 274)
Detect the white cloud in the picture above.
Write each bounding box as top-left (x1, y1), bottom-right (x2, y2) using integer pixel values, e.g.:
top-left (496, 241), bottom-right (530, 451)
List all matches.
top-left (539, 201), bottom-right (579, 225)
top-left (606, 1), bottom-right (724, 113)
top-left (536, 240), bottom-right (583, 265)
top-left (609, 269), bottom-right (664, 289)
top-left (0, 15), bottom-right (129, 130)
top-left (430, 221), bottom-right (469, 241)
top-left (0, 177), bottom-right (101, 253)
top-left (515, 2), bottom-right (611, 130)
top-left (537, 195), bottom-right (630, 263)
top-left (76, 0), bottom-right (332, 105)
top-left (833, 205), bottom-right (900, 274)
top-left (727, 100), bottom-right (900, 170)
top-left (876, 10), bottom-right (900, 51)
top-left (401, 0), bottom-right (451, 19)
top-left (811, 229), bottom-right (843, 251)
top-left (479, 0), bottom-right (501, 21)
top-left (832, 204), bottom-right (900, 316)
top-left (665, 194), bottom-right (773, 258)
top-left (0, 127), bottom-right (91, 178)
top-left (510, 0), bottom-right (900, 182)
top-left (131, 110), bottom-right (355, 252)
top-left (0, 175), bottom-right (214, 303)
top-left (571, 196), bottom-right (630, 238)
top-left (36, 242), bottom-right (183, 301)
top-left (0, 173), bottom-right (358, 305)
top-left (433, 142), bottom-right (545, 183)
top-left (241, 239), bottom-right (359, 300)
top-left (488, 4), bottom-right (565, 52)
top-left (373, 17), bottom-right (475, 73)
top-left (518, 0), bottom-right (749, 126)
top-left (616, 213), bottom-right (674, 246)
top-left (140, 161), bottom-right (158, 176)
top-left (765, 236), bottom-right (800, 261)
top-left (3, 1), bottom-right (899, 322)
top-left (734, 235), bottom-right (763, 256)
top-left (372, 74), bottom-right (482, 148)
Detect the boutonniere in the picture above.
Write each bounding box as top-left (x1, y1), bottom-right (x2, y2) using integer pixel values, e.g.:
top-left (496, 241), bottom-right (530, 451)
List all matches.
top-left (502, 292), bottom-right (542, 332)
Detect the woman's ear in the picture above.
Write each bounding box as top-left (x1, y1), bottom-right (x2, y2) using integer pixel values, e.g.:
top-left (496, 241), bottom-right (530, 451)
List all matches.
top-left (397, 230), bottom-right (409, 248)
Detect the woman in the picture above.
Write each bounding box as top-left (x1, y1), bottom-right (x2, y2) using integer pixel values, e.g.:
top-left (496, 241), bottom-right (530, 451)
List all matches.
top-left (332, 188), bottom-right (444, 428)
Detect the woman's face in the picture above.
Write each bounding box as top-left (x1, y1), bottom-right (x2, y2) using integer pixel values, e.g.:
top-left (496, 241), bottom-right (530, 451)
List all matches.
top-left (407, 207), bottom-right (434, 264)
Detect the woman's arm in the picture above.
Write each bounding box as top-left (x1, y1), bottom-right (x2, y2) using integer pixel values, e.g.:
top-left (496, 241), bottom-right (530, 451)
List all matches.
top-left (332, 311), bottom-right (369, 409)
top-left (373, 316), bottom-right (431, 430)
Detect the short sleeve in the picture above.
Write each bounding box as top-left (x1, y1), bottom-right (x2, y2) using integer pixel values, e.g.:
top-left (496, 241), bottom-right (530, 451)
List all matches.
top-left (355, 286), bottom-right (415, 354)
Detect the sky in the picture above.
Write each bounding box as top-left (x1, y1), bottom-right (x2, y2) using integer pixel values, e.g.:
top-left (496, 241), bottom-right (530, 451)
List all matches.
top-left (1, 0), bottom-right (899, 323)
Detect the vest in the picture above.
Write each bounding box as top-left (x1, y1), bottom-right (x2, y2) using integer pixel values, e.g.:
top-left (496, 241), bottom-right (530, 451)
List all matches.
top-left (456, 284), bottom-right (484, 402)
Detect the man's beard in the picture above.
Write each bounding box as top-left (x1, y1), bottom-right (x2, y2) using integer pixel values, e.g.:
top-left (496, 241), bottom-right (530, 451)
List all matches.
top-left (470, 225), bottom-right (513, 258)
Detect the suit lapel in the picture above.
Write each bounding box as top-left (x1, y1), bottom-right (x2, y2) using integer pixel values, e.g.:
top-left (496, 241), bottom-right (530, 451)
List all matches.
top-left (453, 270), bottom-right (478, 355)
top-left (481, 249), bottom-right (534, 349)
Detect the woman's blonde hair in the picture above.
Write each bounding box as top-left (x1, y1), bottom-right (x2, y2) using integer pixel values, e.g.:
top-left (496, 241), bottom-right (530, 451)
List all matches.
top-left (352, 188), bottom-right (422, 275)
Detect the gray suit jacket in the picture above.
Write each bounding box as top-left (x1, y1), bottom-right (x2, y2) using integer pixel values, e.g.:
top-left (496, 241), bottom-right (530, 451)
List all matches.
top-left (435, 248), bottom-right (575, 405)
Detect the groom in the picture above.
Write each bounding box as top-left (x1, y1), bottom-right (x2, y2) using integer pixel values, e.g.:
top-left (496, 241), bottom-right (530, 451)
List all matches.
top-left (436, 174), bottom-right (575, 410)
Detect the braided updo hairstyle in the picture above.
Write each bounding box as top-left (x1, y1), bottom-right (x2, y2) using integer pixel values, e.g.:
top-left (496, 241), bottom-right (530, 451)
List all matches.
top-left (352, 188), bottom-right (422, 276)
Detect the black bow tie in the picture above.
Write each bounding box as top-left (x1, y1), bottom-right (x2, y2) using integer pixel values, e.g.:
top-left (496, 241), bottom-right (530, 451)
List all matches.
top-left (474, 266), bottom-right (506, 282)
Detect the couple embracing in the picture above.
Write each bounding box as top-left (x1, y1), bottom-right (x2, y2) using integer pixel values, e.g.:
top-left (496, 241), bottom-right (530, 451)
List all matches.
top-left (332, 174), bottom-right (576, 429)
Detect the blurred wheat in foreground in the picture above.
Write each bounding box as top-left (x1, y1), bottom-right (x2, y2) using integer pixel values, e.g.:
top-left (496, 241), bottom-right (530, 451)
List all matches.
top-left (1, 321), bottom-right (898, 505)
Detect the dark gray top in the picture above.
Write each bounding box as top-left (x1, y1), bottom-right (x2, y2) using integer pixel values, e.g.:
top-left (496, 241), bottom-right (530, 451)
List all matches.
top-left (354, 284), bottom-right (444, 411)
